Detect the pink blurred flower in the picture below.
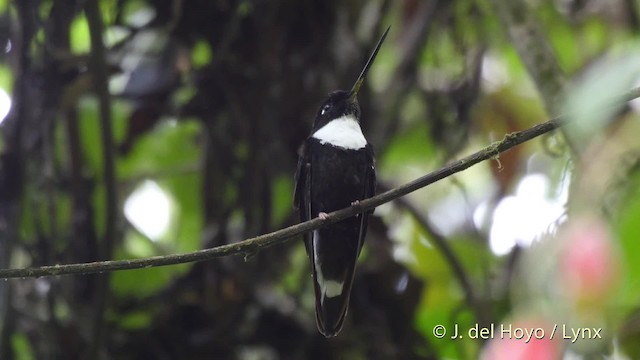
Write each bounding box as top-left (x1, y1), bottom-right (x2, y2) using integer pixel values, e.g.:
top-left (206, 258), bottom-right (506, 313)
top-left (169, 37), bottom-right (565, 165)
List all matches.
top-left (481, 320), bottom-right (559, 360)
top-left (558, 216), bottom-right (619, 306)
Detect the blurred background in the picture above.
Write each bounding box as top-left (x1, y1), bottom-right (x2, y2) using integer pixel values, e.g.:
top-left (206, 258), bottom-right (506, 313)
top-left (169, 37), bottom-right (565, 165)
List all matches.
top-left (1, 0), bottom-right (640, 359)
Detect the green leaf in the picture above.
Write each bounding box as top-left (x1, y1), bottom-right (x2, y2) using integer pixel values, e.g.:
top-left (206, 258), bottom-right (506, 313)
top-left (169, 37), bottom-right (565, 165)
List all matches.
top-left (0, 65), bottom-right (12, 93)
top-left (119, 310), bottom-right (153, 330)
top-left (99, 0), bottom-right (117, 26)
top-left (192, 40), bottom-right (213, 68)
top-left (237, 1), bottom-right (254, 16)
top-left (111, 264), bottom-right (180, 297)
top-left (77, 99), bottom-right (102, 171)
top-left (380, 121), bottom-right (434, 177)
top-left (615, 178), bottom-right (640, 307)
top-left (118, 120), bottom-right (201, 175)
top-left (582, 18), bottom-right (608, 61)
top-left (111, 231), bottom-right (192, 297)
top-left (71, 15), bottom-right (91, 53)
top-left (280, 244), bottom-right (308, 294)
top-left (161, 173), bottom-right (202, 254)
top-left (12, 333), bottom-right (34, 360)
top-left (122, 231), bottom-right (157, 258)
top-left (271, 175), bottom-right (293, 227)
top-left (548, 20), bottom-right (580, 73)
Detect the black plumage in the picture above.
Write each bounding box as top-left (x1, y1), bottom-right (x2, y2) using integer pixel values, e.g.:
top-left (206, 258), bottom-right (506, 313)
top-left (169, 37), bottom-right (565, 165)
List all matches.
top-left (293, 27), bottom-right (388, 337)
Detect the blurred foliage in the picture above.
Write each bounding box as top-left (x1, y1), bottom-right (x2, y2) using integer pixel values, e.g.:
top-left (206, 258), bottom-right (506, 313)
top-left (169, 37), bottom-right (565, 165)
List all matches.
top-left (1, 0), bottom-right (640, 359)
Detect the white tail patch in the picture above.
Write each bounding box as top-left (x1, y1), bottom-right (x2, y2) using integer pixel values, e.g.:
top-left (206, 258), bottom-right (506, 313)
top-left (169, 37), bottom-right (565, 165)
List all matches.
top-left (312, 115), bottom-right (367, 150)
top-left (313, 230), bottom-right (345, 302)
top-left (321, 280), bottom-right (344, 298)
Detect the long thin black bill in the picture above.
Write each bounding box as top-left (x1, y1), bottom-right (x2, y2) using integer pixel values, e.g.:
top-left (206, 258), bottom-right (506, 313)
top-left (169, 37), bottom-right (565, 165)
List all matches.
top-left (349, 26), bottom-right (390, 99)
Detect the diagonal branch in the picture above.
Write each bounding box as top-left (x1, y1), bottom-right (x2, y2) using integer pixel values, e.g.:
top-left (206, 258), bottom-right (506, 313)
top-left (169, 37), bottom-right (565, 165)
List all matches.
top-left (0, 86), bottom-right (637, 280)
top-left (0, 117), bottom-right (561, 279)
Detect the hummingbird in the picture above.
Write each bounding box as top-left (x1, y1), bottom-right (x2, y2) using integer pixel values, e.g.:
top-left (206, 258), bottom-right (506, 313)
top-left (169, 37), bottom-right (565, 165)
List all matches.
top-left (293, 27), bottom-right (389, 338)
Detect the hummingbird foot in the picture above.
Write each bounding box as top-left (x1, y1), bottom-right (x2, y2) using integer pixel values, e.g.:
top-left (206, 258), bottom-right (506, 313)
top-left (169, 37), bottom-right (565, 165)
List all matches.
top-left (318, 212), bottom-right (329, 220)
top-left (351, 200), bottom-right (360, 206)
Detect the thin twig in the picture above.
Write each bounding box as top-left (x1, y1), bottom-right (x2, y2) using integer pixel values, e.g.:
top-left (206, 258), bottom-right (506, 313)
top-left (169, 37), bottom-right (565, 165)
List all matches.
top-left (0, 115), bottom-right (563, 279)
top-left (0, 84), bottom-right (638, 280)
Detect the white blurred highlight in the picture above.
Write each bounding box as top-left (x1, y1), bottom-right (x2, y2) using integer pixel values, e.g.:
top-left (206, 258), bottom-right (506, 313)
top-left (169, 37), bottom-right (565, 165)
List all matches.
top-left (124, 180), bottom-right (172, 241)
top-left (0, 88), bottom-right (11, 125)
top-left (475, 174), bottom-right (568, 256)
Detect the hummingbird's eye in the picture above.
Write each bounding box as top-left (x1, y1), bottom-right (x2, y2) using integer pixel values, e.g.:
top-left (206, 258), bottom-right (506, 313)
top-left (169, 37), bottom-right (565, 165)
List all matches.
top-left (321, 104), bottom-right (331, 115)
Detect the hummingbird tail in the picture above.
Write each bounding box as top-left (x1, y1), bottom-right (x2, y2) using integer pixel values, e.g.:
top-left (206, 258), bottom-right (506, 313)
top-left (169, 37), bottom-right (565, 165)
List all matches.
top-left (310, 230), bottom-right (356, 338)
top-left (315, 291), bottom-right (350, 338)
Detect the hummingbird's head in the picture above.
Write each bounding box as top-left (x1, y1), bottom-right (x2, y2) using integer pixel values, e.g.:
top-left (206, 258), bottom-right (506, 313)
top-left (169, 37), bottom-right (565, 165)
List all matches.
top-left (312, 90), bottom-right (361, 131)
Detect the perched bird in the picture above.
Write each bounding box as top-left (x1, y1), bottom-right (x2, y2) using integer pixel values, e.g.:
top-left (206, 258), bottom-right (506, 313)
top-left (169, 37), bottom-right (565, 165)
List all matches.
top-left (294, 27), bottom-right (389, 338)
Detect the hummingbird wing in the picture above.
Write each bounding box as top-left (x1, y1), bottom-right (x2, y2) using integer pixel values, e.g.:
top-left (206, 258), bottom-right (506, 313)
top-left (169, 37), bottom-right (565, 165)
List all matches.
top-left (357, 144), bottom-right (376, 257)
top-left (293, 140), bottom-right (313, 248)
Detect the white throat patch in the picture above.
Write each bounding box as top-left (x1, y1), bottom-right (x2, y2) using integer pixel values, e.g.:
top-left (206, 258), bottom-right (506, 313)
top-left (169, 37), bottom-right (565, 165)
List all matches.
top-left (312, 115), bottom-right (367, 150)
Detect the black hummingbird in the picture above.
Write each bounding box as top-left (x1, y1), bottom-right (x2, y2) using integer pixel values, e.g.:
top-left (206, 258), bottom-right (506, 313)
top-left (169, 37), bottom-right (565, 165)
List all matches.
top-left (293, 27), bottom-right (389, 338)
